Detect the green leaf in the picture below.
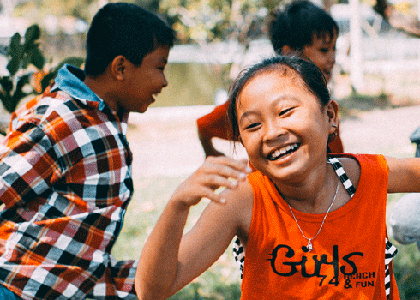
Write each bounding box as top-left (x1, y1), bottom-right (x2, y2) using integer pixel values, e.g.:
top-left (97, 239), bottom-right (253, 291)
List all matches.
top-left (7, 33), bottom-right (22, 57)
top-left (40, 73), bottom-right (56, 92)
top-left (9, 75), bottom-right (30, 112)
top-left (0, 76), bottom-right (13, 94)
top-left (21, 54), bottom-right (30, 70)
top-left (30, 47), bottom-right (45, 69)
top-left (2, 93), bottom-right (14, 113)
top-left (16, 74), bottom-right (30, 87)
top-left (61, 57), bottom-right (84, 68)
top-left (40, 57), bottom-right (84, 91)
top-left (24, 24), bottom-right (41, 45)
top-left (7, 54), bottom-right (22, 76)
top-left (52, 57), bottom-right (85, 73)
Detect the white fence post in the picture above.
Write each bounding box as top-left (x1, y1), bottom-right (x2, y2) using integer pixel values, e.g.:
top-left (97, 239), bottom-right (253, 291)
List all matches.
top-left (350, 0), bottom-right (364, 92)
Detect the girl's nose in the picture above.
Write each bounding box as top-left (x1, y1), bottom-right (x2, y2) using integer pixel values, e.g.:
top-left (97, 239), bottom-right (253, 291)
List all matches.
top-left (262, 120), bottom-right (282, 142)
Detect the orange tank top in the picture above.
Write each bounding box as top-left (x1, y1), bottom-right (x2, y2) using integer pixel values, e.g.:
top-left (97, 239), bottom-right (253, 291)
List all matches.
top-left (241, 154), bottom-right (399, 299)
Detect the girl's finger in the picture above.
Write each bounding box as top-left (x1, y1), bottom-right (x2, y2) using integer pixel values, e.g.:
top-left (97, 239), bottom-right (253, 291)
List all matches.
top-left (199, 173), bottom-right (239, 190)
top-left (197, 187), bottom-right (227, 205)
top-left (208, 156), bottom-right (250, 172)
top-left (204, 157), bottom-right (251, 181)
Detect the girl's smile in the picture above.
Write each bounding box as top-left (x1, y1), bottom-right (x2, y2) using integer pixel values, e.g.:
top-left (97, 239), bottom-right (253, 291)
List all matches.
top-left (267, 142), bottom-right (300, 161)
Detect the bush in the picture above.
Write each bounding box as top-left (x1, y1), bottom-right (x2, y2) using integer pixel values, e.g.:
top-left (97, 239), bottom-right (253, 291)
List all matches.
top-left (0, 24), bottom-right (84, 134)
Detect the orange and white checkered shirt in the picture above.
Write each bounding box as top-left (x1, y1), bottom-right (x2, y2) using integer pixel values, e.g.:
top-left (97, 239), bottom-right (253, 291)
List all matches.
top-left (0, 65), bottom-right (137, 299)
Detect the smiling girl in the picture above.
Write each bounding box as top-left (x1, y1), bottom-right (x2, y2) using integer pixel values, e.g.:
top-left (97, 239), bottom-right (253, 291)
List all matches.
top-left (135, 56), bottom-right (418, 299)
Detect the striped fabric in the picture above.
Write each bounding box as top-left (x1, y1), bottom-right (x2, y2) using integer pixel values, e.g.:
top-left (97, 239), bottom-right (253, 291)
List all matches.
top-left (385, 238), bottom-right (398, 299)
top-left (0, 65), bottom-right (137, 299)
top-left (328, 157), bottom-right (356, 196)
top-left (233, 157), bottom-right (398, 297)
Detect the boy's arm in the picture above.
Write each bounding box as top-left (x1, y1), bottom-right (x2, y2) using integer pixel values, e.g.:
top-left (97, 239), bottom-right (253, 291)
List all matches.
top-left (197, 126), bottom-right (225, 157)
top-left (0, 122), bottom-right (60, 208)
top-left (135, 156), bottom-right (251, 300)
top-left (386, 156), bottom-right (420, 193)
top-left (85, 258), bottom-right (138, 299)
top-left (196, 101), bottom-right (232, 157)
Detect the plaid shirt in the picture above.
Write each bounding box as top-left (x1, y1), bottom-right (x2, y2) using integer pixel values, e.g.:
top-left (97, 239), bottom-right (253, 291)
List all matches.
top-left (0, 65), bottom-right (137, 299)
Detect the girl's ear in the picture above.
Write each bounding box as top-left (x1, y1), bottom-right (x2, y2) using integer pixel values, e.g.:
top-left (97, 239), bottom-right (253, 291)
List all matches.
top-left (110, 55), bottom-right (126, 81)
top-left (326, 100), bottom-right (339, 135)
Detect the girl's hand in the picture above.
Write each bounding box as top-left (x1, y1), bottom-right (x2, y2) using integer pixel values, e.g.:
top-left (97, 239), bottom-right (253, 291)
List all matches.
top-left (171, 156), bottom-right (251, 207)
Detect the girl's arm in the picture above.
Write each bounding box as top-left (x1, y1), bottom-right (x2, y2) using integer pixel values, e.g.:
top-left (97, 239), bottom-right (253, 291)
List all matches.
top-left (386, 156), bottom-right (420, 193)
top-left (135, 156), bottom-right (252, 300)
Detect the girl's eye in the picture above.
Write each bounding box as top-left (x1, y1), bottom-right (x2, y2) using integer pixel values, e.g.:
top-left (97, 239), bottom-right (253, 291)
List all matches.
top-left (279, 107), bottom-right (294, 116)
top-left (245, 123), bottom-right (260, 130)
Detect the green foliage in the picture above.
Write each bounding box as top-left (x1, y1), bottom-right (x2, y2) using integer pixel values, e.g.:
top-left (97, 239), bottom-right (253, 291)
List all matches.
top-left (14, 0), bottom-right (160, 24)
top-left (15, 0), bottom-right (96, 23)
top-left (0, 24), bottom-right (84, 135)
top-left (39, 56), bottom-right (85, 92)
top-left (14, 0), bottom-right (279, 44)
top-left (7, 25), bottom-right (45, 76)
top-left (337, 90), bottom-right (393, 120)
top-left (169, 282), bottom-right (241, 300)
top-left (160, 0), bottom-right (279, 45)
top-left (392, 242), bottom-right (420, 300)
top-left (0, 24), bottom-right (45, 113)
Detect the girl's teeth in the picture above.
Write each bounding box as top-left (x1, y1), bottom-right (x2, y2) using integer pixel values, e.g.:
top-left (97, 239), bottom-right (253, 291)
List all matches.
top-left (270, 143), bottom-right (298, 160)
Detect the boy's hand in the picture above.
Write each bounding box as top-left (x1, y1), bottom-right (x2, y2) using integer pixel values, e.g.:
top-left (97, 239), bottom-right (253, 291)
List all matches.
top-left (204, 147), bottom-right (225, 158)
top-left (171, 156), bottom-right (251, 207)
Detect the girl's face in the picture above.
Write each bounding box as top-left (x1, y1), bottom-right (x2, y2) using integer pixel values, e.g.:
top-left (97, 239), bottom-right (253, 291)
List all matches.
top-left (302, 30), bottom-right (337, 83)
top-left (236, 70), bottom-right (337, 183)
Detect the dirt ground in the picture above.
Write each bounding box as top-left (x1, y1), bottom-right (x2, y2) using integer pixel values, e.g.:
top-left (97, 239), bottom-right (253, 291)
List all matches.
top-left (127, 104), bottom-right (420, 179)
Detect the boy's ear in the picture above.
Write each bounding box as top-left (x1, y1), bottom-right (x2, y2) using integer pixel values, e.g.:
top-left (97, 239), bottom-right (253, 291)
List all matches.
top-left (110, 55), bottom-right (126, 81)
top-left (326, 100), bottom-right (339, 134)
top-left (281, 45), bottom-right (294, 56)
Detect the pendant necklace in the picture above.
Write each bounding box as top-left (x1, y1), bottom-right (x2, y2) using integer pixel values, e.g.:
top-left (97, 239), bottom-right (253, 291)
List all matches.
top-left (286, 178), bottom-right (340, 252)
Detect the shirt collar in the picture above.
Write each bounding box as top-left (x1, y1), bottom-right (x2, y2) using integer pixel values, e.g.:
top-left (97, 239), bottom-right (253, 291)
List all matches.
top-left (51, 64), bottom-right (106, 111)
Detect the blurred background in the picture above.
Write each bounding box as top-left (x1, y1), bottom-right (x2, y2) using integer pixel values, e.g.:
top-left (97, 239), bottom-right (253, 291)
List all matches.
top-left (2, 0), bottom-right (420, 299)
top-left (3, 0), bottom-right (420, 107)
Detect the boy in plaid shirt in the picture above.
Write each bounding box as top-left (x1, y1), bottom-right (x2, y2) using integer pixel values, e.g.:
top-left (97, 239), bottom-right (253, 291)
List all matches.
top-left (0, 3), bottom-right (175, 299)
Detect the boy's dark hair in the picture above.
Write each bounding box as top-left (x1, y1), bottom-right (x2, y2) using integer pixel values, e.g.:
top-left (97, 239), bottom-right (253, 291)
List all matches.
top-left (228, 55), bottom-right (330, 140)
top-left (84, 2), bottom-right (176, 76)
top-left (269, 0), bottom-right (339, 54)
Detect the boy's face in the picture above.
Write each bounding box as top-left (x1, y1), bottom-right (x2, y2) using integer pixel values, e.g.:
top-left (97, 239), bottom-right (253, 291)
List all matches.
top-left (121, 46), bottom-right (170, 113)
top-left (301, 30), bottom-right (337, 83)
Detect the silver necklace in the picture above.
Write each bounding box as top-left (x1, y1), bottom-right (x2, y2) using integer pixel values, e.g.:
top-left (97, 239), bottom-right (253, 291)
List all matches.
top-left (287, 179), bottom-right (340, 251)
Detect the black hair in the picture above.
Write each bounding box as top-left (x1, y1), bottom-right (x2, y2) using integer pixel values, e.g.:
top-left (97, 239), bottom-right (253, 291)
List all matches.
top-left (228, 55), bottom-right (330, 140)
top-left (269, 0), bottom-right (339, 54)
top-left (84, 2), bottom-right (176, 76)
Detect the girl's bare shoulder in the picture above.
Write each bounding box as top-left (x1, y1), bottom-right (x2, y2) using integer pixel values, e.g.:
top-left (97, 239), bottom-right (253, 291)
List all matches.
top-left (225, 176), bottom-right (254, 206)
top-left (202, 177), bottom-right (254, 223)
